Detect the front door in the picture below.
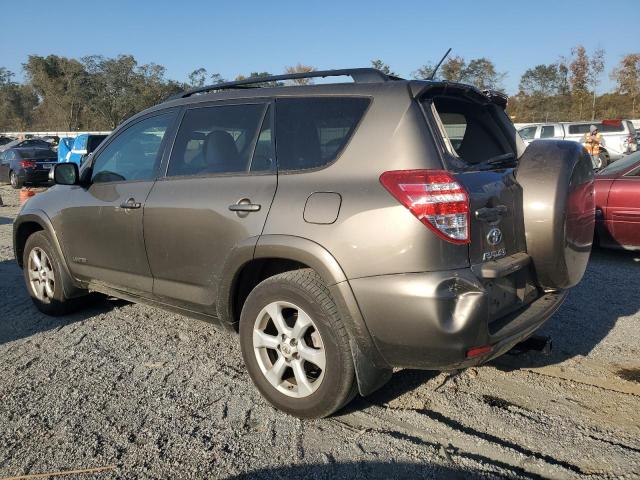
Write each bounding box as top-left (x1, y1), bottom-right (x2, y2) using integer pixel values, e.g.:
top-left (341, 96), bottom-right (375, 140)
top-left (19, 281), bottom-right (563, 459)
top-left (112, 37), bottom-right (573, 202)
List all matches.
top-left (58, 111), bottom-right (177, 293)
top-left (144, 101), bottom-right (277, 312)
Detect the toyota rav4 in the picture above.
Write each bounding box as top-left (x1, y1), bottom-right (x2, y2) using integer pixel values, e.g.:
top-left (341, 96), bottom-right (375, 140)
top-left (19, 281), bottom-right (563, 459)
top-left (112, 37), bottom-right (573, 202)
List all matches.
top-left (13, 68), bottom-right (595, 418)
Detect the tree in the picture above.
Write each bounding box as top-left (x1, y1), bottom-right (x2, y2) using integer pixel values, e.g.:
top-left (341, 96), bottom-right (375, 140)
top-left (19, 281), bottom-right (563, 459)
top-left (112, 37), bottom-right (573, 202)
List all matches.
top-left (285, 63), bottom-right (317, 85)
top-left (0, 69), bottom-right (37, 131)
top-left (519, 64), bottom-right (561, 96)
top-left (588, 48), bottom-right (605, 120)
top-left (570, 45), bottom-right (590, 119)
top-left (370, 59), bottom-right (396, 76)
top-left (210, 73), bottom-right (226, 84)
top-left (462, 58), bottom-right (505, 91)
top-left (412, 62), bottom-right (436, 80)
top-left (188, 68), bottom-right (207, 88)
top-left (611, 53), bottom-right (640, 117)
top-left (441, 56), bottom-right (466, 82)
top-left (23, 55), bottom-right (90, 130)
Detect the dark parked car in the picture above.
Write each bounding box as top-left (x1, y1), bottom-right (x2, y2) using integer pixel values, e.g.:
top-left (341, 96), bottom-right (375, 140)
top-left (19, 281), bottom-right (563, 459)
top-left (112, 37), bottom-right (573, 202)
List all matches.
top-left (0, 147), bottom-right (57, 188)
top-left (13, 68), bottom-right (595, 418)
top-left (0, 135), bottom-right (14, 146)
top-left (594, 151), bottom-right (640, 250)
top-left (0, 137), bottom-right (51, 153)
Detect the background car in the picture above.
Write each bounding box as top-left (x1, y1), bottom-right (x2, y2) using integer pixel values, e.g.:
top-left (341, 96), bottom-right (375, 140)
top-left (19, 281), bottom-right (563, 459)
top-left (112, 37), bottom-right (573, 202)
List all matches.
top-left (0, 137), bottom-right (52, 153)
top-left (594, 151), bottom-right (640, 250)
top-left (0, 135), bottom-right (14, 146)
top-left (0, 146), bottom-right (57, 188)
top-left (517, 119), bottom-right (637, 166)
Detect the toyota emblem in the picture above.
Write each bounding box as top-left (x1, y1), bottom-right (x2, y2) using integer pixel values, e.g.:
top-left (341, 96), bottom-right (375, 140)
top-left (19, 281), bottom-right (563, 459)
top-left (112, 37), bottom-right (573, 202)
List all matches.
top-left (487, 228), bottom-right (503, 246)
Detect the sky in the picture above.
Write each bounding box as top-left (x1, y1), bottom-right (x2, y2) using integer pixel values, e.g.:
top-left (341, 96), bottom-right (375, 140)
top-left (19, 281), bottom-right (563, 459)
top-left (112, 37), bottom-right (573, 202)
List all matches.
top-left (1, 0), bottom-right (637, 95)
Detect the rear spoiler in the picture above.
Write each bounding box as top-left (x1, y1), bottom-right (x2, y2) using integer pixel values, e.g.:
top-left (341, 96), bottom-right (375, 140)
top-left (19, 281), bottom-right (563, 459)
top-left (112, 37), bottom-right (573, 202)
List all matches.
top-left (409, 80), bottom-right (508, 109)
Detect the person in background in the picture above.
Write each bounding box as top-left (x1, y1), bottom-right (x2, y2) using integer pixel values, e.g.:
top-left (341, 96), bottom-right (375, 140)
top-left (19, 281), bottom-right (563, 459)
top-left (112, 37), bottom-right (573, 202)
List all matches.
top-left (583, 125), bottom-right (603, 168)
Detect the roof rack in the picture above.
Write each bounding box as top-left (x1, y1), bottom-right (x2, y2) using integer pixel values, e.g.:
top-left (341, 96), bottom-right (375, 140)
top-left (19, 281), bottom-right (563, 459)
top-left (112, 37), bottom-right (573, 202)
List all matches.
top-left (174, 68), bottom-right (401, 99)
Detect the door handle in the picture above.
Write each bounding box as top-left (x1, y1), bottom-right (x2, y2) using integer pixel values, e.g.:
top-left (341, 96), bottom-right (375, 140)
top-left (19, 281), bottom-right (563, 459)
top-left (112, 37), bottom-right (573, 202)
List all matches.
top-left (120, 198), bottom-right (142, 209)
top-left (228, 199), bottom-right (261, 213)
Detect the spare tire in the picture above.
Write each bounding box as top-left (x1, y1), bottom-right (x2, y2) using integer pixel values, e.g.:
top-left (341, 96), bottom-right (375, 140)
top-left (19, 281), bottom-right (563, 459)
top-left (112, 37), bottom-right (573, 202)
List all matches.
top-left (516, 140), bottom-right (595, 290)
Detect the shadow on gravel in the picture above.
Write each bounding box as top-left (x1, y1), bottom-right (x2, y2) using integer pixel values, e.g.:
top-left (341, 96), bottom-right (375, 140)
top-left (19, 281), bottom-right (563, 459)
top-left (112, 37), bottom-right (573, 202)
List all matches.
top-left (0, 216), bottom-right (12, 225)
top-left (0, 259), bottom-right (126, 345)
top-left (229, 462), bottom-right (492, 480)
top-left (495, 247), bottom-right (640, 371)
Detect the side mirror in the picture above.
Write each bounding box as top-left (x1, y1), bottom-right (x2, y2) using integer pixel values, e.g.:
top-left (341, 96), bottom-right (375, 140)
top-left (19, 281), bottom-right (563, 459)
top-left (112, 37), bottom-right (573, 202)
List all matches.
top-left (51, 163), bottom-right (79, 185)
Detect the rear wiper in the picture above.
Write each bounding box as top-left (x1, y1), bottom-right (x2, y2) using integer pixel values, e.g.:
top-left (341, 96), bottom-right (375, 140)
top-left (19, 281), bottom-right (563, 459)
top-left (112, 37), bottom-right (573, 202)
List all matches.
top-left (487, 153), bottom-right (516, 165)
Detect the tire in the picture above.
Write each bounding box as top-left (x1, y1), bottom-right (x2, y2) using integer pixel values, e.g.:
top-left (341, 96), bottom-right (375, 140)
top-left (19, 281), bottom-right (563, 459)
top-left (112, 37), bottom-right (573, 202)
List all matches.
top-left (22, 231), bottom-right (85, 316)
top-left (10, 170), bottom-right (22, 189)
top-left (598, 151), bottom-right (610, 169)
top-left (516, 140), bottom-right (595, 289)
top-left (239, 269), bottom-right (357, 418)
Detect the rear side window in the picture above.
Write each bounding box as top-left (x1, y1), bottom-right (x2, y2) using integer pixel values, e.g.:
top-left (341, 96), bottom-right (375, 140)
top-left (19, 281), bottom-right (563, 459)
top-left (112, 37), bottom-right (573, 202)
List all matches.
top-left (429, 96), bottom-right (515, 166)
top-left (568, 122), bottom-right (626, 134)
top-left (167, 103), bottom-right (266, 177)
top-left (275, 97), bottom-right (369, 171)
top-left (540, 125), bottom-right (555, 138)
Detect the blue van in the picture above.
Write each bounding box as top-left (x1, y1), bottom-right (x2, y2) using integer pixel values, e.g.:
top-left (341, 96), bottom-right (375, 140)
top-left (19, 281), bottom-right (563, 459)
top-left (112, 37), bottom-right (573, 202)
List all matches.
top-left (64, 134), bottom-right (108, 165)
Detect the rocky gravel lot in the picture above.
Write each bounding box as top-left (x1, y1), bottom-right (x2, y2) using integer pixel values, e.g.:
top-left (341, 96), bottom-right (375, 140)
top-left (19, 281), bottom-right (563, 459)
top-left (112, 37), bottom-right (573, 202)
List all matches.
top-left (1, 184), bottom-right (639, 479)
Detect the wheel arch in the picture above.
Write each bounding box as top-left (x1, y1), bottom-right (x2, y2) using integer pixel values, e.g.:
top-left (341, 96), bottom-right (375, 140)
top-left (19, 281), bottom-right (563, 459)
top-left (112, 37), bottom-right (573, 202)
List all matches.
top-left (217, 234), bottom-right (392, 396)
top-left (13, 211), bottom-right (79, 296)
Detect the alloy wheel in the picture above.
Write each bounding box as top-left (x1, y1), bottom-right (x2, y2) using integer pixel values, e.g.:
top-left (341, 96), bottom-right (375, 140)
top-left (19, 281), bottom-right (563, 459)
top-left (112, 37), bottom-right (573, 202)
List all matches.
top-left (27, 247), bottom-right (55, 302)
top-left (252, 301), bottom-right (326, 398)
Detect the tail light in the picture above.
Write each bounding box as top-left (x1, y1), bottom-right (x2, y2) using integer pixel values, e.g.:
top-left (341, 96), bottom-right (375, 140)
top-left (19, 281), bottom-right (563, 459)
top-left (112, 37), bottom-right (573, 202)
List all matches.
top-left (19, 161), bottom-right (36, 168)
top-left (380, 169), bottom-right (470, 244)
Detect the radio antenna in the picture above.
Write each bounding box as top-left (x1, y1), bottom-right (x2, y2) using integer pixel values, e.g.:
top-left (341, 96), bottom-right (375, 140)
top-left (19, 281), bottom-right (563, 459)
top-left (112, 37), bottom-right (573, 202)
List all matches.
top-left (428, 48), bottom-right (452, 80)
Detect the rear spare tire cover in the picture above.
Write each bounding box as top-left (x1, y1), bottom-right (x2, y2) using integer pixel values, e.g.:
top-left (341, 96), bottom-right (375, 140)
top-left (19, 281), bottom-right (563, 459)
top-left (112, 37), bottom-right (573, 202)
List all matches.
top-left (516, 140), bottom-right (594, 290)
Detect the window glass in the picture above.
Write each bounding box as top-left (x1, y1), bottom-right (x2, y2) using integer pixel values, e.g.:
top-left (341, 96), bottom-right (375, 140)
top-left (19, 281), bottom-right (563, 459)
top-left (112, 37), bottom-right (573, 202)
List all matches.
top-left (598, 152), bottom-right (640, 176)
top-left (430, 96), bottom-right (514, 165)
top-left (518, 126), bottom-right (537, 140)
top-left (540, 125), bottom-right (555, 138)
top-left (167, 104), bottom-right (265, 177)
top-left (91, 112), bottom-right (173, 183)
top-left (275, 98), bottom-right (370, 171)
top-left (250, 105), bottom-right (275, 172)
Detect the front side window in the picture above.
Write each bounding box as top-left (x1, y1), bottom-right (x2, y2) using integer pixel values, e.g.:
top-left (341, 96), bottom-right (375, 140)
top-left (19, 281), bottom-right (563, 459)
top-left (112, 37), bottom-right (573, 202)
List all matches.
top-left (518, 126), bottom-right (537, 141)
top-left (167, 103), bottom-right (266, 177)
top-left (275, 98), bottom-right (370, 171)
top-left (91, 112), bottom-right (174, 183)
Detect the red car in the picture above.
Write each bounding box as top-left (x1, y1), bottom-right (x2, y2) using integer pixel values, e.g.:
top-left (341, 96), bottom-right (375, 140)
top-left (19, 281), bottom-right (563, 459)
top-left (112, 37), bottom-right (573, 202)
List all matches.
top-left (594, 152), bottom-right (640, 250)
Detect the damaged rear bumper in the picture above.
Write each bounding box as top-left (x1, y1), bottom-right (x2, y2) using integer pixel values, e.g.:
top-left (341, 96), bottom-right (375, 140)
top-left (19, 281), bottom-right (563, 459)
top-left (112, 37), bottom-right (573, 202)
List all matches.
top-left (349, 264), bottom-right (567, 370)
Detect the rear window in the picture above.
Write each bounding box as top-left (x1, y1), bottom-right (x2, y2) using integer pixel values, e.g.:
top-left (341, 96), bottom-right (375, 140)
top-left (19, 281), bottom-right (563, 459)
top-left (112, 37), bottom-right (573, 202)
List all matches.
top-left (428, 96), bottom-right (515, 167)
top-left (17, 149), bottom-right (55, 160)
top-left (275, 97), bottom-right (370, 171)
top-left (568, 122), bottom-right (625, 134)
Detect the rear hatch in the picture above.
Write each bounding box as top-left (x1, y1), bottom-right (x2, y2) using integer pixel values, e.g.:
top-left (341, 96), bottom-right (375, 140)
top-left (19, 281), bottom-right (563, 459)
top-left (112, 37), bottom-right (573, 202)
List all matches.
top-left (419, 86), bottom-right (533, 317)
top-left (22, 149), bottom-right (57, 170)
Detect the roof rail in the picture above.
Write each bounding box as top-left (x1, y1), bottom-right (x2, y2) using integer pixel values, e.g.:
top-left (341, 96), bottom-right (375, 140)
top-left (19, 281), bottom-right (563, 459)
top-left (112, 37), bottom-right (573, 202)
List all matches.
top-left (174, 68), bottom-right (400, 99)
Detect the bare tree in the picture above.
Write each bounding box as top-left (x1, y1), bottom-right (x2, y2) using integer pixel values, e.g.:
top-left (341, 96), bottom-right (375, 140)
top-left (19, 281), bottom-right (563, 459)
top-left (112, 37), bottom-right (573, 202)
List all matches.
top-left (588, 48), bottom-right (605, 120)
top-left (570, 46), bottom-right (590, 119)
top-left (611, 53), bottom-right (640, 117)
top-left (284, 63), bottom-right (317, 85)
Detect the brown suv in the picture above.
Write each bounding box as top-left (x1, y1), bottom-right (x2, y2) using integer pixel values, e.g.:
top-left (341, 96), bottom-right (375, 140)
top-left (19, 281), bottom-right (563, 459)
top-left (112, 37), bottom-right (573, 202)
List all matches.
top-left (13, 69), bottom-right (595, 418)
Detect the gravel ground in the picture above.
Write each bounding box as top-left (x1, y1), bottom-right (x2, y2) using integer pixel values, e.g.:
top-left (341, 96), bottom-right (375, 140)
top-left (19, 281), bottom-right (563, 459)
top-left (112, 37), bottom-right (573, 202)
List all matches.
top-left (0, 184), bottom-right (639, 480)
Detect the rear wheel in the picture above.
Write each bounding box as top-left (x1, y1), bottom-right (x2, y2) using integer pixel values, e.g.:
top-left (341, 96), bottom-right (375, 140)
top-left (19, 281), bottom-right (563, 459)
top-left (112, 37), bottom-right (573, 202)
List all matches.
top-left (23, 231), bottom-right (85, 315)
top-left (239, 269), bottom-right (356, 418)
top-left (10, 170), bottom-right (22, 189)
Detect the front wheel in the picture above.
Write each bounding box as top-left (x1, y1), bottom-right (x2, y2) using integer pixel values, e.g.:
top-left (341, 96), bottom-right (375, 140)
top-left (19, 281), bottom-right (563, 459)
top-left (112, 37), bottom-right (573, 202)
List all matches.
top-left (23, 231), bottom-right (85, 315)
top-left (10, 170), bottom-right (22, 189)
top-left (239, 269), bottom-right (357, 418)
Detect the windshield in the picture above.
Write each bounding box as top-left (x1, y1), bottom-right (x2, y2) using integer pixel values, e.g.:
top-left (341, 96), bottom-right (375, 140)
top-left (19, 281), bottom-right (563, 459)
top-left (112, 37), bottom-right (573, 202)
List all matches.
top-left (598, 151), bottom-right (640, 175)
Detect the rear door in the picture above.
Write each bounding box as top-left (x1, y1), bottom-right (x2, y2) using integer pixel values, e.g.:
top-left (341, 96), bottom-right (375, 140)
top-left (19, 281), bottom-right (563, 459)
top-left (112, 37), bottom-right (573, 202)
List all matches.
top-left (143, 100), bottom-right (276, 313)
top-left (607, 168), bottom-right (640, 247)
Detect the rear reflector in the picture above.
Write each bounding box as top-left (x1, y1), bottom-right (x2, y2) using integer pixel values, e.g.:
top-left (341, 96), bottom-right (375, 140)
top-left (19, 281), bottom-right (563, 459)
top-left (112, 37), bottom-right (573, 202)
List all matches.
top-left (466, 345), bottom-right (492, 358)
top-left (380, 169), bottom-right (470, 244)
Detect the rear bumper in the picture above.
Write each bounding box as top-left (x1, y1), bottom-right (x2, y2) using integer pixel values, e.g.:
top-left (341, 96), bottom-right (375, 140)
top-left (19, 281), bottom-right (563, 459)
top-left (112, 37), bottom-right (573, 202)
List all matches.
top-left (349, 266), bottom-right (567, 370)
